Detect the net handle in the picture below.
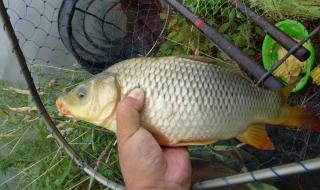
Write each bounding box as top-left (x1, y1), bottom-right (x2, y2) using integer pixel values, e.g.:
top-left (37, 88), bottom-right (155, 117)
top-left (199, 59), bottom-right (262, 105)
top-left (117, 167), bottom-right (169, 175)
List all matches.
top-left (165, 0), bottom-right (282, 90)
top-left (193, 157), bottom-right (320, 189)
top-left (228, 0), bottom-right (310, 62)
top-left (0, 1), bottom-right (124, 189)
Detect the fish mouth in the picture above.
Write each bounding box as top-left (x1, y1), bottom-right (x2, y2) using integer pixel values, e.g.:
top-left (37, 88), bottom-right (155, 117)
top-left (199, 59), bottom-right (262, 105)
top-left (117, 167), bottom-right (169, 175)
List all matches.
top-left (56, 98), bottom-right (72, 117)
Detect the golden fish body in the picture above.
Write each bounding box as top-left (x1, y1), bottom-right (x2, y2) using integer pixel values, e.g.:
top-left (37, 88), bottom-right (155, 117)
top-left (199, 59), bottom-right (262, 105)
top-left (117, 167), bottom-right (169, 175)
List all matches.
top-left (57, 56), bottom-right (315, 149)
top-left (106, 56), bottom-right (283, 145)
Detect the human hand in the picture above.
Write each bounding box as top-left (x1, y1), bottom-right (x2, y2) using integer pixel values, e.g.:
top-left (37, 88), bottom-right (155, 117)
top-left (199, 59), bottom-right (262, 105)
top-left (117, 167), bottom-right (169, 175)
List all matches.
top-left (116, 89), bottom-right (191, 190)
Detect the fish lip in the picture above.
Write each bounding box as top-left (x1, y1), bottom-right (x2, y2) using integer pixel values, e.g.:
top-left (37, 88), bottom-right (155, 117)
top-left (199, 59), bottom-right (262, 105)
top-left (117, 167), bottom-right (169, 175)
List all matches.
top-left (56, 98), bottom-right (72, 117)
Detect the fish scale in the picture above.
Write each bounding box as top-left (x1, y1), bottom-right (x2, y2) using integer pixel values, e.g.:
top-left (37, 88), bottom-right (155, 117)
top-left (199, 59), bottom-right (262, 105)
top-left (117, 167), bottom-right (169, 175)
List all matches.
top-left (57, 56), bottom-right (320, 149)
top-left (108, 56), bottom-right (283, 144)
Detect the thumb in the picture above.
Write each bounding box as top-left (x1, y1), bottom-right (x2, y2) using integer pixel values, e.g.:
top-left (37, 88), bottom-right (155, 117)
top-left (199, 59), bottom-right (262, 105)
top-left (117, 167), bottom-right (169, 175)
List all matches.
top-left (116, 88), bottom-right (145, 144)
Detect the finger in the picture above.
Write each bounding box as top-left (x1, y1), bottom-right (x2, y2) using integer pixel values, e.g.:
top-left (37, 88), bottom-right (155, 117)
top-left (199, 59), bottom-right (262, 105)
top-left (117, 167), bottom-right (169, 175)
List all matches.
top-left (116, 88), bottom-right (145, 144)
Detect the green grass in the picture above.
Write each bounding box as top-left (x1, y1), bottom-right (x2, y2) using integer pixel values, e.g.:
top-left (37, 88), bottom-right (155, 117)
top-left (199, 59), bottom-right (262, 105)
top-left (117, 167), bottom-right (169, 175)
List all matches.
top-left (158, 0), bottom-right (265, 60)
top-left (248, 0), bottom-right (320, 21)
top-left (0, 69), bottom-right (122, 190)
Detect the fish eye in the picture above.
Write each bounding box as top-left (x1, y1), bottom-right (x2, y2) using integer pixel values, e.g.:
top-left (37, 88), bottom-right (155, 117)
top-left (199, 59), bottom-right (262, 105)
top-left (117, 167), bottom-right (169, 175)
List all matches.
top-left (78, 92), bottom-right (85, 98)
top-left (78, 85), bottom-right (86, 98)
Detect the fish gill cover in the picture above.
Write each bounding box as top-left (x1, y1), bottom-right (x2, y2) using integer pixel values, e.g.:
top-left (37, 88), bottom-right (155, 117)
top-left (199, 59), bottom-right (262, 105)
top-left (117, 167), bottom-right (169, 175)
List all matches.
top-left (0, 0), bottom-right (320, 189)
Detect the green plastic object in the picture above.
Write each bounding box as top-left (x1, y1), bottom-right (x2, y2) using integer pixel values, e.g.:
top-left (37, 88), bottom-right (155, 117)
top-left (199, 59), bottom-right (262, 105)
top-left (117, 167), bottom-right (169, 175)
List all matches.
top-left (262, 19), bottom-right (315, 92)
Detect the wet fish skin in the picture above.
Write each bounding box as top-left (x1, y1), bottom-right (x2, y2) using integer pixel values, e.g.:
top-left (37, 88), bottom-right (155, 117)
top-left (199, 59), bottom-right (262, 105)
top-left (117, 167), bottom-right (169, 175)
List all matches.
top-left (58, 56), bottom-right (320, 149)
top-left (104, 56), bottom-right (283, 145)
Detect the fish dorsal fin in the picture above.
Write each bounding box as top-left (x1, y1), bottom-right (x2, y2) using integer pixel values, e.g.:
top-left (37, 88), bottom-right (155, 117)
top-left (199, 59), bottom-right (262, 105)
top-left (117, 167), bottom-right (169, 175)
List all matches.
top-left (178, 55), bottom-right (221, 64)
top-left (178, 55), bottom-right (250, 79)
top-left (236, 124), bottom-right (274, 150)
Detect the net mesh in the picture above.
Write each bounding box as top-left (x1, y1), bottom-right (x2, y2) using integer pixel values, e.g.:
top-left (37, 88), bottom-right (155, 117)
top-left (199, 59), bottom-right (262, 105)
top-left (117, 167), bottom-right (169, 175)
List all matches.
top-left (0, 0), bottom-right (168, 189)
top-left (59, 0), bottom-right (165, 73)
top-left (0, 0), bottom-right (320, 189)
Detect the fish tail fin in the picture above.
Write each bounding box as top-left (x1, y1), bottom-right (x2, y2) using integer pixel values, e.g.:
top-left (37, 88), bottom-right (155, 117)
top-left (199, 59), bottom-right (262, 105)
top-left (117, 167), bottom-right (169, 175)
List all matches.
top-left (277, 84), bottom-right (320, 132)
top-left (237, 124), bottom-right (274, 150)
top-left (280, 107), bottom-right (320, 132)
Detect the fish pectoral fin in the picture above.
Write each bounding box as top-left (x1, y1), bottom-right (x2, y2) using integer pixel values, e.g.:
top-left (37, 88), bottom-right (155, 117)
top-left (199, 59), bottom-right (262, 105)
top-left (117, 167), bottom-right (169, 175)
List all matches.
top-left (236, 124), bottom-right (274, 150)
top-left (174, 138), bottom-right (218, 146)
